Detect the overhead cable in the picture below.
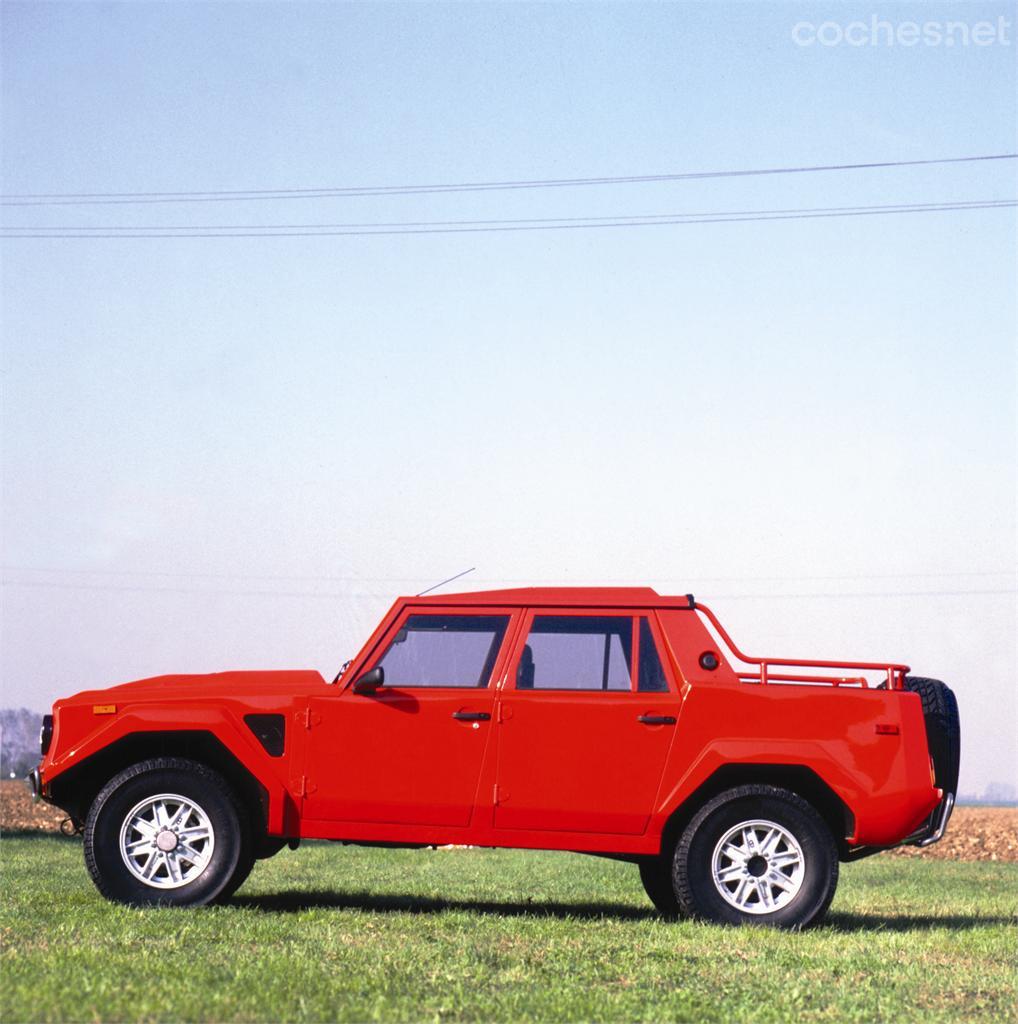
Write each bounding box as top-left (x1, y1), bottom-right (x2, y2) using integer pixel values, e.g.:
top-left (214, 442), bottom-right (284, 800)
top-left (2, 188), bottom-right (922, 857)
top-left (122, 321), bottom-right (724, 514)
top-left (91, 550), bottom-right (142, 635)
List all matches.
top-left (2, 153), bottom-right (1014, 207)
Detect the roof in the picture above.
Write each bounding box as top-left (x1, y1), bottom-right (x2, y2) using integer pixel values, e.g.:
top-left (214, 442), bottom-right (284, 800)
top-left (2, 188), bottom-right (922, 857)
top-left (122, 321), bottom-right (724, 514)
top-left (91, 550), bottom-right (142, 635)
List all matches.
top-left (408, 586), bottom-right (696, 609)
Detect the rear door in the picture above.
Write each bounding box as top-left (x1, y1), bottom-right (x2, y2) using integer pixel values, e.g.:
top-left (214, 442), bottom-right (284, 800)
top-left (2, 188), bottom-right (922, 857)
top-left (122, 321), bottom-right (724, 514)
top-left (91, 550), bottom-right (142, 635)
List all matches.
top-left (494, 610), bottom-right (679, 835)
top-left (304, 607), bottom-right (517, 828)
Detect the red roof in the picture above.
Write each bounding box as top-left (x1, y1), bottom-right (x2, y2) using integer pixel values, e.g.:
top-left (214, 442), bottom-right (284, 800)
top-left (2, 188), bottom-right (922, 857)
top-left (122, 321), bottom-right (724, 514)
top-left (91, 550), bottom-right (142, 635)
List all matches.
top-left (410, 586), bottom-right (695, 608)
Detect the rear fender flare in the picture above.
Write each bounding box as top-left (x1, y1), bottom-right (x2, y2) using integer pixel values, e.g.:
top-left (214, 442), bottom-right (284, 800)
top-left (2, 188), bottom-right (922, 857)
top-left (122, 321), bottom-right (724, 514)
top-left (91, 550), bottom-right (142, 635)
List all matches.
top-left (652, 742), bottom-right (858, 854)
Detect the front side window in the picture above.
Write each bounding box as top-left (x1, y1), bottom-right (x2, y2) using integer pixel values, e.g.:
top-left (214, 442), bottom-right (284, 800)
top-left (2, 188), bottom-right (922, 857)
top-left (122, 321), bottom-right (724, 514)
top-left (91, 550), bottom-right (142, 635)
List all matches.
top-left (517, 615), bottom-right (633, 690)
top-left (375, 614), bottom-right (509, 688)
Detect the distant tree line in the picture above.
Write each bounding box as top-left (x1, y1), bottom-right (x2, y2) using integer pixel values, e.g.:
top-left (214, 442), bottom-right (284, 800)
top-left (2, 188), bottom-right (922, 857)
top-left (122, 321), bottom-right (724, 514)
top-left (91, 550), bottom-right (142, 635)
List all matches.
top-left (960, 781), bottom-right (1018, 806)
top-left (1, 708), bottom-right (42, 778)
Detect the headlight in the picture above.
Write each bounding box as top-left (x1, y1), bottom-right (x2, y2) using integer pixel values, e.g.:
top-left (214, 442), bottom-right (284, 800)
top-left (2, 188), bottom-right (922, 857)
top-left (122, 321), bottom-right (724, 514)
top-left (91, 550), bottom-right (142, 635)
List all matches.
top-left (40, 714), bottom-right (53, 756)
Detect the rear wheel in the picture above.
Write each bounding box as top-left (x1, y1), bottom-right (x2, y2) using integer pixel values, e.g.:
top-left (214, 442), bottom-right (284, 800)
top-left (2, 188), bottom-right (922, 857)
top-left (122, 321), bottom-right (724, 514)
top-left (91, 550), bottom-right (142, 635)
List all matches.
top-left (638, 857), bottom-right (682, 917)
top-left (84, 758), bottom-right (245, 906)
top-left (673, 785), bottom-right (838, 929)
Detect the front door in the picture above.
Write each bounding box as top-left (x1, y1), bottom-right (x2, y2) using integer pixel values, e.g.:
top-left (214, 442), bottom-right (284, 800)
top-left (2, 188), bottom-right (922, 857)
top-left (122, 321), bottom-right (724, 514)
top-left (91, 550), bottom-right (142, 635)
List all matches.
top-left (495, 611), bottom-right (678, 835)
top-left (303, 608), bottom-right (516, 828)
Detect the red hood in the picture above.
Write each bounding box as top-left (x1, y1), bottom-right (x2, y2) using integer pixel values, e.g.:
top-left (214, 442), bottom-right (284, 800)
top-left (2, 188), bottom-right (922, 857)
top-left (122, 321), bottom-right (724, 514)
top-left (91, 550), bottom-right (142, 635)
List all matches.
top-left (58, 670), bottom-right (326, 708)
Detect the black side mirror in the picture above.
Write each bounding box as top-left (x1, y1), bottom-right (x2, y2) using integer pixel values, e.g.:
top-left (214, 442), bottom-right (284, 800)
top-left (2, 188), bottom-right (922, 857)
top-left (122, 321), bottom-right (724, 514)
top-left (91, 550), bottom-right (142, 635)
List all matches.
top-left (352, 666), bottom-right (384, 694)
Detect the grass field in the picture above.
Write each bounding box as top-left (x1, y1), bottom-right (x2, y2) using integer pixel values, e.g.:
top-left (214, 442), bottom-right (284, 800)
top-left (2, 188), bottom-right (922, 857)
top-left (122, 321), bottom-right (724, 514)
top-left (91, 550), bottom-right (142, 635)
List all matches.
top-left (2, 836), bottom-right (1016, 1023)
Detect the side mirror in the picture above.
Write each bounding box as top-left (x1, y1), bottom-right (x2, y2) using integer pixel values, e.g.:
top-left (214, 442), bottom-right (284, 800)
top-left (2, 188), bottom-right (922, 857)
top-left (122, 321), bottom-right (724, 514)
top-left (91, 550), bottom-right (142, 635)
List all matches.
top-left (352, 666), bottom-right (384, 694)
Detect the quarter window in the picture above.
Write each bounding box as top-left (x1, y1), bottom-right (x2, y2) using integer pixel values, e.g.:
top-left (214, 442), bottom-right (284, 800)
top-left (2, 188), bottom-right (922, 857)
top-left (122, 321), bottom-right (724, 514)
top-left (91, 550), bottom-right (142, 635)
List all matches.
top-left (638, 618), bottom-right (669, 692)
top-left (517, 615), bottom-right (633, 691)
top-left (375, 614), bottom-right (509, 688)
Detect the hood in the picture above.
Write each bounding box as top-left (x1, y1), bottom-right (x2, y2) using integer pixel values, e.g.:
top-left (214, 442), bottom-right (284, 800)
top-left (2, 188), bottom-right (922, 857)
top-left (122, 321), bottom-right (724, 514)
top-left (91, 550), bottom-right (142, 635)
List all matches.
top-left (58, 669), bottom-right (327, 708)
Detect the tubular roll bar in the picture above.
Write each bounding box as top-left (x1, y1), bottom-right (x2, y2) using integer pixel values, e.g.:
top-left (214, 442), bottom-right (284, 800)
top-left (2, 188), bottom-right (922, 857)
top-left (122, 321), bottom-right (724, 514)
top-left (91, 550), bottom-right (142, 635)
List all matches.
top-left (692, 602), bottom-right (910, 689)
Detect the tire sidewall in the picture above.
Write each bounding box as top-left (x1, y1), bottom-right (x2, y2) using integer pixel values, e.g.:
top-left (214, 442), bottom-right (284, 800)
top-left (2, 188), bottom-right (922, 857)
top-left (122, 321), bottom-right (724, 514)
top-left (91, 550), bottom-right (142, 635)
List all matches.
top-left (86, 765), bottom-right (242, 906)
top-left (676, 793), bottom-right (836, 929)
top-left (639, 857), bottom-right (682, 918)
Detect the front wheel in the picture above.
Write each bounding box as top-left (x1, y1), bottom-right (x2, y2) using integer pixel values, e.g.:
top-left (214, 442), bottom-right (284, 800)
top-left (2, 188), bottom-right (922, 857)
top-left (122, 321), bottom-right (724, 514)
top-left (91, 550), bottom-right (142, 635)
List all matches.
top-left (673, 785), bottom-right (838, 929)
top-left (84, 758), bottom-right (246, 906)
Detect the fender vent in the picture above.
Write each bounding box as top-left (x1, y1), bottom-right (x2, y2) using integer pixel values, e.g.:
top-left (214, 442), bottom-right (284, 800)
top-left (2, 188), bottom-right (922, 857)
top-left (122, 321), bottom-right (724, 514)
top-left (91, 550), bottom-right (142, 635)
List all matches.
top-left (244, 714), bottom-right (286, 757)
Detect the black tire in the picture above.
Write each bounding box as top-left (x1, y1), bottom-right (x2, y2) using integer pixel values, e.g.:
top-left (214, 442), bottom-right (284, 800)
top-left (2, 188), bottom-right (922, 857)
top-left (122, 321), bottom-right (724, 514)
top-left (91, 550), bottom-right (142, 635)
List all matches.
top-left (673, 785), bottom-right (838, 929)
top-left (904, 676), bottom-right (960, 795)
top-left (638, 857), bottom-right (683, 918)
top-left (84, 758), bottom-right (245, 907)
top-left (217, 837), bottom-right (289, 901)
top-left (216, 844), bottom-right (256, 902)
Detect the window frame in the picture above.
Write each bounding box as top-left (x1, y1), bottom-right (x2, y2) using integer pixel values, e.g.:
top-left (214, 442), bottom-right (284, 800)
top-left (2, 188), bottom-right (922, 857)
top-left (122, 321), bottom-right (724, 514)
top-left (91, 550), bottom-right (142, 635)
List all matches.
top-left (505, 608), bottom-right (678, 695)
top-left (361, 606), bottom-right (520, 691)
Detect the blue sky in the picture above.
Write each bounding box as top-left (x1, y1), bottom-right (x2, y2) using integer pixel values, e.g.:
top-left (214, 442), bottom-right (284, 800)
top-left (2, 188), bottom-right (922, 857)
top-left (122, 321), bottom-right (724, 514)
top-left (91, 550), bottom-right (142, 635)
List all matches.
top-left (2, 1), bottom-right (1015, 795)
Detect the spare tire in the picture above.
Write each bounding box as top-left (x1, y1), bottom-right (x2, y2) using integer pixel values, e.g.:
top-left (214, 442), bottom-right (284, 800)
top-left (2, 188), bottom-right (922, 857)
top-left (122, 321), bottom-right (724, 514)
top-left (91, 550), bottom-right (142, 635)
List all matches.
top-left (904, 676), bottom-right (960, 795)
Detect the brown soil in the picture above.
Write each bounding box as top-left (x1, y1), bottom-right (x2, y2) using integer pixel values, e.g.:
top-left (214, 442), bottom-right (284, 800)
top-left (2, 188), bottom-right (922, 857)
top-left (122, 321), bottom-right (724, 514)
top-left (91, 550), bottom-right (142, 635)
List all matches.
top-left (1, 780), bottom-right (68, 832)
top-left (2, 781), bottom-right (1014, 861)
top-left (886, 804), bottom-right (1018, 862)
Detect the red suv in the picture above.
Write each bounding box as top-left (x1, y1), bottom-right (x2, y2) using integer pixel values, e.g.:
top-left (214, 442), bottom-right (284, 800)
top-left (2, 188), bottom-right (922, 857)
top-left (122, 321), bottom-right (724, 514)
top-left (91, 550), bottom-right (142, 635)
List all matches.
top-left (31, 588), bottom-right (959, 929)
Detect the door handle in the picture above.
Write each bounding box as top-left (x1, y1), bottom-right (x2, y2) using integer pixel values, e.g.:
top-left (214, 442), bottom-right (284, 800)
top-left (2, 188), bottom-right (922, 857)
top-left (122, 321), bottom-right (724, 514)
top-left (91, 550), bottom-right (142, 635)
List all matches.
top-left (452, 711), bottom-right (491, 721)
top-left (637, 714), bottom-right (677, 726)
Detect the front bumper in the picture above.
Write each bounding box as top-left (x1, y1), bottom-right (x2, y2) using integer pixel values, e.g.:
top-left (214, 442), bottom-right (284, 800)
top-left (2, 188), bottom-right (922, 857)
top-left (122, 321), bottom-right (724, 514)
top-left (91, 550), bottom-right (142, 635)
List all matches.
top-left (27, 766), bottom-right (42, 802)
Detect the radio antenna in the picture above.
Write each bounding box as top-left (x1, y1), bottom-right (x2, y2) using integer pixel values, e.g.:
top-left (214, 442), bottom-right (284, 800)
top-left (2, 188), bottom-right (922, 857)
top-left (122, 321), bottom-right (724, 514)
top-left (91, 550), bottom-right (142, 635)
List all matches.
top-left (417, 567), bottom-right (476, 596)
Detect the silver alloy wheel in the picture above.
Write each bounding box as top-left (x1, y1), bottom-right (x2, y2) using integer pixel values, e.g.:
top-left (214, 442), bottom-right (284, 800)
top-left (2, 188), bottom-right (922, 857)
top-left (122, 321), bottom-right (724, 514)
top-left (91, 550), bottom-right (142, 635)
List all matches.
top-left (118, 793), bottom-right (216, 889)
top-left (710, 818), bottom-right (805, 914)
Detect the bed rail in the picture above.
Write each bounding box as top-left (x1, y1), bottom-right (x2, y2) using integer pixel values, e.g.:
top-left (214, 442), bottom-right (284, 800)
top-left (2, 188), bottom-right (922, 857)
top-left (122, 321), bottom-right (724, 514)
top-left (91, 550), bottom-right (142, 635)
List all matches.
top-left (693, 601), bottom-right (910, 689)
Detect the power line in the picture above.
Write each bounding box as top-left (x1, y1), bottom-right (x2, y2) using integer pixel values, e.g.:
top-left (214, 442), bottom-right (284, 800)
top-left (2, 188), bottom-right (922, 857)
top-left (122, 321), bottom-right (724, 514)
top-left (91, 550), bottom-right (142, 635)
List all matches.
top-left (6, 199), bottom-right (1013, 233)
top-left (3, 565), bottom-right (1014, 585)
top-left (3, 153), bottom-right (1014, 207)
top-left (2, 578), bottom-right (1015, 601)
top-left (3, 199), bottom-right (1014, 239)
top-left (709, 590), bottom-right (1017, 601)
top-left (1, 565), bottom-right (412, 584)
top-left (0, 578), bottom-right (391, 600)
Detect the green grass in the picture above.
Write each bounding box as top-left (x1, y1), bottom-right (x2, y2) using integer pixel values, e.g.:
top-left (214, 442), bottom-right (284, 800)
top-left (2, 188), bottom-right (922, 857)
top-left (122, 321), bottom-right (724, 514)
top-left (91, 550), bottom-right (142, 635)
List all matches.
top-left (2, 837), bottom-right (1015, 1023)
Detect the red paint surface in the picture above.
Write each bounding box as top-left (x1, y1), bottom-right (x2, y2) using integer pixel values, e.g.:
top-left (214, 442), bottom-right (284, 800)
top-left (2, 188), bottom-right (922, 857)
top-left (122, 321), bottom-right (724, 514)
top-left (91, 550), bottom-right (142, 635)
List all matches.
top-left (39, 588), bottom-right (943, 855)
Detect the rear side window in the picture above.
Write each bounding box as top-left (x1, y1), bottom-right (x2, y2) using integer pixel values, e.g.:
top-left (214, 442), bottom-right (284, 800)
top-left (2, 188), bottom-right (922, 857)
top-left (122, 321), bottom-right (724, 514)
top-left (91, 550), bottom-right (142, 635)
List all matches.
top-left (638, 617), bottom-right (669, 692)
top-left (517, 615), bottom-right (633, 691)
top-left (375, 614), bottom-right (509, 688)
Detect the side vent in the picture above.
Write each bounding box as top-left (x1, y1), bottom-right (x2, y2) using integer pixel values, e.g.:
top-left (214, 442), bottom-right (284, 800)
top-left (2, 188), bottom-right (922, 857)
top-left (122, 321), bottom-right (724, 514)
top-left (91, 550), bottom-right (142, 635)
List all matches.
top-left (244, 713), bottom-right (286, 757)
